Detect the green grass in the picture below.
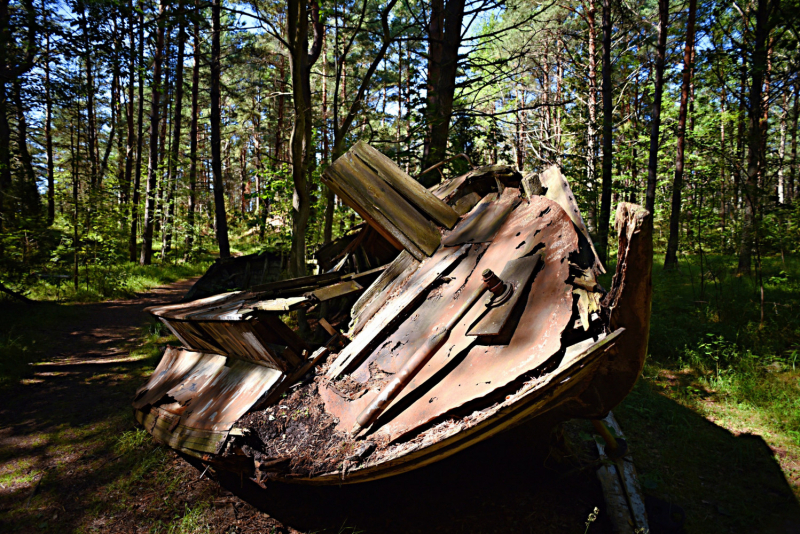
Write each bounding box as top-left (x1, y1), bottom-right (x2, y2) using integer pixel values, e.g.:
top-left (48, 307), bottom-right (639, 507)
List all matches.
top-left (602, 253), bottom-right (800, 531)
top-left (22, 260), bottom-right (212, 303)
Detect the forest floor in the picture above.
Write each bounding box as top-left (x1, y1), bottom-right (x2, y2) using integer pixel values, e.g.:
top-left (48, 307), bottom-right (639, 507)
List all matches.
top-left (0, 256), bottom-right (798, 533)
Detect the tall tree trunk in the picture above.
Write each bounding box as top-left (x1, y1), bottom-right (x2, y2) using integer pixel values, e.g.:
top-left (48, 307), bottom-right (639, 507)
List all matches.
top-left (44, 4), bottom-right (55, 225)
top-left (101, 20), bottom-right (121, 181)
top-left (78, 0), bottom-right (98, 189)
top-left (664, 0), bottom-right (696, 269)
top-left (140, 0), bottom-right (166, 265)
top-left (790, 80), bottom-right (799, 201)
top-left (122, 0), bottom-right (135, 224)
top-left (0, 0), bottom-right (34, 237)
top-left (737, 0), bottom-right (772, 274)
top-left (778, 85), bottom-right (787, 203)
top-left (275, 54), bottom-right (285, 171)
top-left (210, 0), bottom-right (230, 258)
top-left (156, 36), bottom-right (172, 243)
top-left (185, 6), bottom-right (200, 257)
top-left (645, 0), bottom-right (668, 216)
top-left (597, 0), bottom-right (613, 264)
top-left (13, 80), bottom-right (38, 214)
top-left (129, 0), bottom-right (145, 261)
top-left (240, 142), bottom-right (248, 213)
top-left (286, 0), bottom-right (323, 276)
top-left (163, 7), bottom-right (186, 258)
top-left (419, 0), bottom-right (466, 187)
top-left (584, 0), bottom-right (598, 234)
top-left (323, 39), bottom-right (335, 244)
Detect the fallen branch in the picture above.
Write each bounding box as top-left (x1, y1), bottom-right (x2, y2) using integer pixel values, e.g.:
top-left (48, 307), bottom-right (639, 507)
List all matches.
top-left (0, 282), bottom-right (36, 304)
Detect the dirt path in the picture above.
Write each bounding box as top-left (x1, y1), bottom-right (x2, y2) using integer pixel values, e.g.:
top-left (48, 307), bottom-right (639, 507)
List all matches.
top-left (0, 279), bottom-right (614, 533)
top-left (0, 280), bottom-right (286, 533)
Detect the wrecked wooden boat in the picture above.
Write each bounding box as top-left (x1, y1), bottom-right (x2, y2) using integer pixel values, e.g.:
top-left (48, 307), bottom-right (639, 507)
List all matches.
top-left (134, 141), bottom-right (652, 486)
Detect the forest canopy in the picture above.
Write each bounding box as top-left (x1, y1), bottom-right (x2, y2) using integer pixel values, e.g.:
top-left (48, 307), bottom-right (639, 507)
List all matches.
top-left (1, 0), bottom-right (799, 298)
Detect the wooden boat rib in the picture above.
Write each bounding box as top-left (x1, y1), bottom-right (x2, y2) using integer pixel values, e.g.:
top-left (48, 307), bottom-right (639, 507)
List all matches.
top-left (134, 142), bottom-right (652, 486)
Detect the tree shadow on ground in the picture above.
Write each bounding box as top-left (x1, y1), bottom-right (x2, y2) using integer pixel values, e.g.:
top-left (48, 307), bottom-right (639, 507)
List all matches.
top-left (213, 384), bottom-right (800, 534)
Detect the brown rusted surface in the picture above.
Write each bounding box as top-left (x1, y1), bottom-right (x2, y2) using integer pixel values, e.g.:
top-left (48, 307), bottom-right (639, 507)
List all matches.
top-left (133, 144), bottom-right (654, 489)
top-left (558, 203), bottom-right (653, 419)
top-left (323, 196), bottom-right (579, 442)
top-left (133, 347), bottom-right (283, 453)
top-left (467, 253), bottom-right (542, 337)
top-left (538, 165), bottom-right (605, 275)
top-left (326, 244), bottom-right (471, 379)
top-left (441, 187), bottom-right (522, 246)
top-left (429, 164), bottom-right (523, 204)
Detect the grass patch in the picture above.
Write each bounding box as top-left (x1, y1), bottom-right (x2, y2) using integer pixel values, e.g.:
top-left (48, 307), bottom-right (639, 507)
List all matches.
top-left (17, 259), bottom-right (212, 303)
top-left (600, 253), bottom-right (800, 530)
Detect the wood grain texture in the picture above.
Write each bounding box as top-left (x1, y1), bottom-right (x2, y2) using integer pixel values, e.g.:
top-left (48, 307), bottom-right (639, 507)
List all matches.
top-left (352, 141), bottom-right (459, 229)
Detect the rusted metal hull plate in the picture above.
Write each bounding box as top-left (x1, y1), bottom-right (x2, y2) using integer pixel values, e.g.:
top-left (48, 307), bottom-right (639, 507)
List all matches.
top-left (307, 330), bottom-right (623, 485)
top-left (323, 196), bottom-right (579, 441)
top-left (326, 244), bottom-right (471, 379)
top-left (441, 188), bottom-right (521, 246)
top-left (466, 253), bottom-right (542, 337)
top-left (134, 347), bottom-right (282, 450)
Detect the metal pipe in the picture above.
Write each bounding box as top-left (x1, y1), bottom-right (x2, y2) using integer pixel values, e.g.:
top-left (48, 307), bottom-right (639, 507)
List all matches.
top-left (351, 269), bottom-right (506, 436)
top-left (592, 419), bottom-right (619, 454)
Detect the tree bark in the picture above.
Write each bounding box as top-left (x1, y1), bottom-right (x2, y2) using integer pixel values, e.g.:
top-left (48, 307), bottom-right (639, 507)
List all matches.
top-left (140, 0), bottom-right (166, 265)
top-left (778, 85), bottom-right (787, 203)
top-left (419, 0), bottom-right (466, 187)
top-left (645, 0), bottom-right (668, 216)
top-left (44, 3), bottom-right (55, 225)
top-left (286, 0), bottom-right (323, 276)
top-left (737, 0), bottom-right (773, 274)
top-left (581, 0), bottom-right (598, 234)
top-left (210, 0), bottom-right (230, 258)
top-left (12, 81), bottom-right (36, 192)
top-left (790, 80), bottom-right (799, 201)
top-left (78, 0), bottom-right (99, 189)
top-left (664, 0), bottom-right (696, 269)
top-left (129, 0), bottom-right (145, 261)
top-left (185, 5), bottom-right (200, 257)
top-left (322, 39), bottom-right (335, 244)
top-left (122, 0), bottom-right (135, 224)
top-left (597, 0), bottom-right (613, 264)
top-left (163, 6), bottom-right (187, 258)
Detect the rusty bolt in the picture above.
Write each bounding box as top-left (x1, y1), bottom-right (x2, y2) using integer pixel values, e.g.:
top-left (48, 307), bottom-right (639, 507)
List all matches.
top-left (481, 269), bottom-right (506, 296)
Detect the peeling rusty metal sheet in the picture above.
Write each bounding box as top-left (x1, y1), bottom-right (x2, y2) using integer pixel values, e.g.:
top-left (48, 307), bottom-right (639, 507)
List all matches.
top-left (349, 243), bottom-right (488, 385)
top-left (157, 317), bottom-right (305, 372)
top-left (539, 165), bottom-right (605, 274)
top-left (326, 244), bottom-right (471, 379)
top-left (466, 253), bottom-right (542, 337)
top-left (441, 188), bottom-right (522, 246)
top-left (323, 196), bottom-right (579, 441)
top-left (134, 347), bottom-right (282, 452)
top-left (350, 251), bottom-right (420, 336)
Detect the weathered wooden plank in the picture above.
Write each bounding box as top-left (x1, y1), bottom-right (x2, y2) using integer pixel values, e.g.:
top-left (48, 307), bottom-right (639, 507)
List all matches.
top-left (308, 280), bottom-right (363, 302)
top-left (249, 296), bottom-right (309, 312)
top-left (321, 166), bottom-right (417, 257)
top-left (250, 272), bottom-right (342, 294)
top-left (350, 250), bottom-right (419, 323)
top-left (352, 141), bottom-right (460, 229)
top-left (326, 244), bottom-right (469, 379)
top-left (334, 153), bottom-right (442, 256)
